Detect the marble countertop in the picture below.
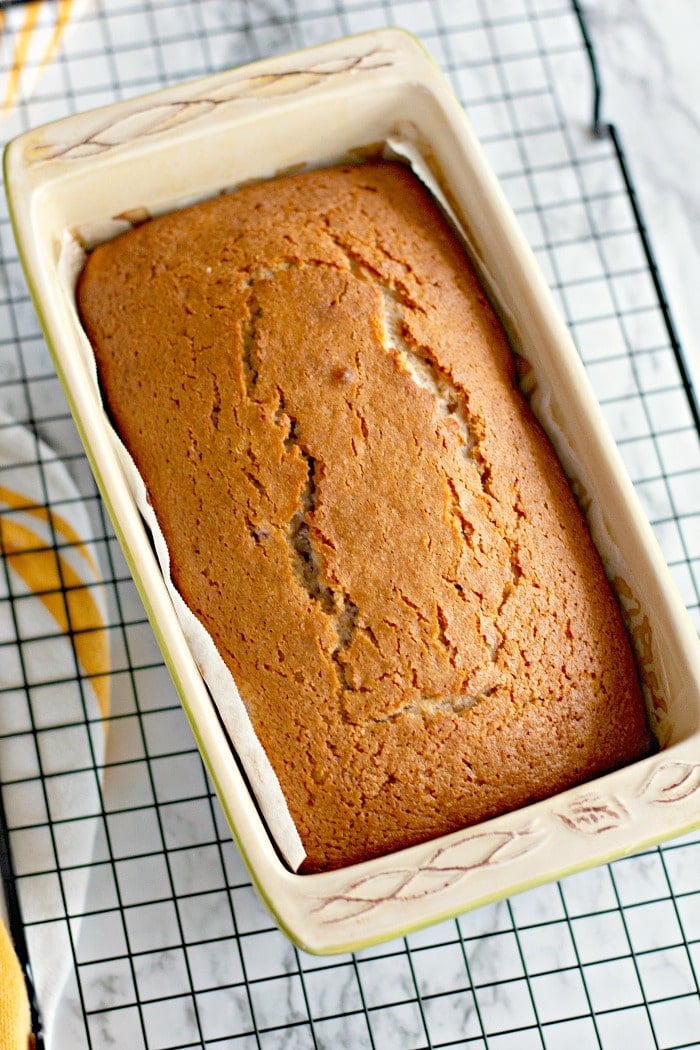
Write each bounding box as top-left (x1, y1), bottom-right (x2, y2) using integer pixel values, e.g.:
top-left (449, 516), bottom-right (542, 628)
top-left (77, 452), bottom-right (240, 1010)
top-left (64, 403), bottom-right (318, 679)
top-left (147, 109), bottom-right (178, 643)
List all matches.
top-left (585, 0), bottom-right (700, 402)
top-left (0, 1), bottom-right (699, 1048)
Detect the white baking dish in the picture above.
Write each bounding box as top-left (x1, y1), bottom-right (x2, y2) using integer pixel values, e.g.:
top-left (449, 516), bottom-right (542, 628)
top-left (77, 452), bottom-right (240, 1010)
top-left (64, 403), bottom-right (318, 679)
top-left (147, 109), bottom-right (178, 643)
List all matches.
top-left (5, 29), bottom-right (700, 953)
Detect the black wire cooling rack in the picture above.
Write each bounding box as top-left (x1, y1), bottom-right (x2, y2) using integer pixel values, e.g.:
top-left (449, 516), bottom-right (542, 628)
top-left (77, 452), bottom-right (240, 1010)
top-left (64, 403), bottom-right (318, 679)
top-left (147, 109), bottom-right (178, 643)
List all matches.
top-left (1, 2), bottom-right (699, 1048)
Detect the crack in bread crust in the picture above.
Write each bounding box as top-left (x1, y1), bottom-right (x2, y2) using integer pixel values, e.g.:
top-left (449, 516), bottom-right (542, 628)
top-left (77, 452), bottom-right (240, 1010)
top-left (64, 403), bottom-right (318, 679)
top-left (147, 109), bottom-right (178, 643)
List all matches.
top-left (319, 242), bottom-right (524, 695)
top-left (253, 256), bottom-right (511, 718)
top-left (284, 435), bottom-right (360, 698)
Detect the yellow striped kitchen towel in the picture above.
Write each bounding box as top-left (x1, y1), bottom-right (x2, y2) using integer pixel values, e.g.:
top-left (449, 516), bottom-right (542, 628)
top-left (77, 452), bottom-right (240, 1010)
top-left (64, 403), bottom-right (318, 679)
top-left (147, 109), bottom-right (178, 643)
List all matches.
top-left (0, 917), bottom-right (30, 1050)
top-left (1, 0), bottom-right (89, 121)
top-left (0, 413), bottom-right (110, 1049)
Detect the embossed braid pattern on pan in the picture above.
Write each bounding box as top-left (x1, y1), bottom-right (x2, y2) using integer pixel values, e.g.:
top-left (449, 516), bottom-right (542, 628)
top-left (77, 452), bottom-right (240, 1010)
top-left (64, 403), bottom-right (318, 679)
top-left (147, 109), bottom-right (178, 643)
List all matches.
top-left (76, 162), bottom-right (651, 873)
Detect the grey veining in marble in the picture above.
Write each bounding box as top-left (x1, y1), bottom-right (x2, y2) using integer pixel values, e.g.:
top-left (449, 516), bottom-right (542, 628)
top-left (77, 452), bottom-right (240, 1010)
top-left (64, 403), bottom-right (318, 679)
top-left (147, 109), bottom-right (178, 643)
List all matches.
top-left (585, 0), bottom-right (700, 395)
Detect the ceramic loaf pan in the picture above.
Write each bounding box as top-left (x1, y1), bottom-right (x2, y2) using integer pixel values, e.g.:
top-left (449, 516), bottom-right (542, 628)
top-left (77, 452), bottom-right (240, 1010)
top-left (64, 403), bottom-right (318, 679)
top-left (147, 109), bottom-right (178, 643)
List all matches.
top-left (5, 30), bottom-right (700, 953)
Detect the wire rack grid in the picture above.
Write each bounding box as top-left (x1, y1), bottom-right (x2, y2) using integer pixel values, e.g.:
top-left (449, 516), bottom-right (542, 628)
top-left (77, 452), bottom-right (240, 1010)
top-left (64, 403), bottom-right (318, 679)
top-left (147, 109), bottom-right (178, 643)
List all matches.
top-left (1, 1), bottom-right (700, 1048)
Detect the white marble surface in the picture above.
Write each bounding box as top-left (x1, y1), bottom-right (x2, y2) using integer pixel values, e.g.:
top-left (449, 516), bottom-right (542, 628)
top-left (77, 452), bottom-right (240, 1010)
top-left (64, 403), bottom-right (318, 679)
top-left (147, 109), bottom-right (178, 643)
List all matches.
top-left (584, 0), bottom-right (700, 401)
top-left (1, 1), bottom-right (699, 1048)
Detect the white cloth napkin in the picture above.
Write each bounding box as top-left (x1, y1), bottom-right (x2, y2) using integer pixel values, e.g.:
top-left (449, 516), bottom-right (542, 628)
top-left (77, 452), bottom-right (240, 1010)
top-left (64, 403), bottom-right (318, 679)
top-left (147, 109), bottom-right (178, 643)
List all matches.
top-left (0, 413), bottom-right (109, 1048)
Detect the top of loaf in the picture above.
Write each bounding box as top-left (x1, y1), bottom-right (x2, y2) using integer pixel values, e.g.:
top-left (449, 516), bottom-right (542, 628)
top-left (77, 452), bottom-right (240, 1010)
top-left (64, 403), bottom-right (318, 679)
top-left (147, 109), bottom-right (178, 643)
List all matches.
top-left (77, 161), bottom-right (651, 872)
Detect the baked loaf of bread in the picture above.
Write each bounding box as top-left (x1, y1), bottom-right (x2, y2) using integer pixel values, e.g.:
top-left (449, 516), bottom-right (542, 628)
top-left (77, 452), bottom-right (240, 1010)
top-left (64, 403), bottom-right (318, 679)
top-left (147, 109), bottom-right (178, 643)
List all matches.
top-left (77, 162), bottom-right (651, 872)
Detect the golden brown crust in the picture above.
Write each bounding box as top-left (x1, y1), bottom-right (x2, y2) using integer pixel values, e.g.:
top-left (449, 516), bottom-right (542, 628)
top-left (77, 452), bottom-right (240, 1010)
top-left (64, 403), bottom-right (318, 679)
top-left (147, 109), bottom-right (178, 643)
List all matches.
top-left (77, 162), bottom-right (651, 872)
